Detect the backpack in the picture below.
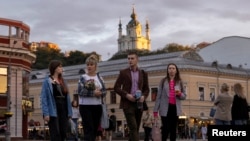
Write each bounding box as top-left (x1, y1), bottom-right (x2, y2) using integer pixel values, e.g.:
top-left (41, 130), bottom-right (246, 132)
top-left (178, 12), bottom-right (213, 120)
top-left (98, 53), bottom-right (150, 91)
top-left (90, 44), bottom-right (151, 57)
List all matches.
top-left (106, 115), bottom-right (116, 130)
top-left (108, 118), bottom-right (114, 129)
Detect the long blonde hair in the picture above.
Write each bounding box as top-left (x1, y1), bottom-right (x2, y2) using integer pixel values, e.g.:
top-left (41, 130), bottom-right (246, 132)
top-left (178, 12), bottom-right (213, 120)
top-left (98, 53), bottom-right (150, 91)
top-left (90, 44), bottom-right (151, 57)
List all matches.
top-left (233, 83), bottom-right (246, 99)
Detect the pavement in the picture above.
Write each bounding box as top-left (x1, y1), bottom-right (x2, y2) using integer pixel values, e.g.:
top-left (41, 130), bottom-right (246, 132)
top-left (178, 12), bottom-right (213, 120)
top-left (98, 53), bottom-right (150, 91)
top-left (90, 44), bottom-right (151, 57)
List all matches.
top-left (21, 139), bottom-right (207, 141)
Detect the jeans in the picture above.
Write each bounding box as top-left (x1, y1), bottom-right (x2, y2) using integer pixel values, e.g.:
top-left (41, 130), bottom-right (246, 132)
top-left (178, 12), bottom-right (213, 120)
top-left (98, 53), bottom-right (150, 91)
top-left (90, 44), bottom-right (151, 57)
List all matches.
top-left (233, 120), bottom-right (247, 125)
top-left (72, 118), bottom-right (78, 140)
top-left (192, 133), bottom-right (197, 141)
top-left (215, 119), bottom-right (231, 125)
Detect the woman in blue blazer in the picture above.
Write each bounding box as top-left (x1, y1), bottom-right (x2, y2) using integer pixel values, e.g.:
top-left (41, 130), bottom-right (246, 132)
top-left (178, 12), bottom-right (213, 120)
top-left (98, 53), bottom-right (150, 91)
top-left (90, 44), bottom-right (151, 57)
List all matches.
top-left (41, 60), bottom-right (72, 141)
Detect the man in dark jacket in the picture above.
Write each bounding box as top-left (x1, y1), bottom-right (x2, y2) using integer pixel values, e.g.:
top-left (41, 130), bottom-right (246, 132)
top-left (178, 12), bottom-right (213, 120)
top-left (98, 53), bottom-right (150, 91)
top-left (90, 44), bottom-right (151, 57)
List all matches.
top-left (114, 50), bottom-right (149, 141)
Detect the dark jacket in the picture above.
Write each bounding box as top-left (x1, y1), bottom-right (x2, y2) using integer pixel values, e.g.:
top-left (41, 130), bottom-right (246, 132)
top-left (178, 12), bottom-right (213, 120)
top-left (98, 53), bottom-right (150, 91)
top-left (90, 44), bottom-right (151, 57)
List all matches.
top-left (231, 95), bottom-right (249, 120)
top-left (114, 68), bottom-right (149, 109)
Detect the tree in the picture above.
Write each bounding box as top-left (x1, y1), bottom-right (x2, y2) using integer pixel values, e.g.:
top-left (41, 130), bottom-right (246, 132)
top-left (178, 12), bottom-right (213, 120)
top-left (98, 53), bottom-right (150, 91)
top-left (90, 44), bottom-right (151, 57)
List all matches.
top-left (31, 48), bottom-right (101, 70)
top-left (32, 47), bottom-right (64, 69)
top-left (64, 50), bottom-right (87, 66)
top-left (163, 43), bottom-right (191, 52)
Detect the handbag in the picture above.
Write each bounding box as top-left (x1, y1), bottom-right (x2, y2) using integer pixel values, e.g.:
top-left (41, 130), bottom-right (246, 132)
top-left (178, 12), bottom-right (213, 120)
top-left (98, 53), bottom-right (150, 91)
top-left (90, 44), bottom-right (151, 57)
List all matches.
top-left (101, 102), bottom-right (109, 129)
top-left (209, 106), bottom-right (216, 117)
top-left (68, 119), bottom-right (76, 135)
top-left (96, 72), bottom-right (109, 128)
top-left (151, 120), bottom-right (161, 141)
top-left (143, 101), bottom-right (148, 111)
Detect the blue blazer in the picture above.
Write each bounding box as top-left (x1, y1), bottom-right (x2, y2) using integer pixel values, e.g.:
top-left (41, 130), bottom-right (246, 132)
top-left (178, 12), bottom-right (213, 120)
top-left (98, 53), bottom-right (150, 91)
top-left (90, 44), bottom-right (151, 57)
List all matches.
top-left (41, 76), bottom-right (73, 117)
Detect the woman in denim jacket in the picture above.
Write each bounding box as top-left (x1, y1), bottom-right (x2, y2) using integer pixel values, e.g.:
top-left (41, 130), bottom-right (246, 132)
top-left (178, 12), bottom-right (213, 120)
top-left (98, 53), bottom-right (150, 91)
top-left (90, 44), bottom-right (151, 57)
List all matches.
top-left (41, 60), bottom-right (73, 141)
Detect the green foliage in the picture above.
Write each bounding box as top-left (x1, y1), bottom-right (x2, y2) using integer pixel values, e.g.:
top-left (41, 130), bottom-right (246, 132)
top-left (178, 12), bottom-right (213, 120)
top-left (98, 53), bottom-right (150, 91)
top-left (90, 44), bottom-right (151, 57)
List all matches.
top-left (64, 50), bottom-right (87, 66)
top-left (108, 43), bottom-right (191, 60)
top-left (32, 42), bottom-right (191, 69)
top-left (32, 47), bottom-right (64, 69)
top-left (31, 48), bottom-right (100, 70)
top-left (163, 43), bottom-right (191, 52)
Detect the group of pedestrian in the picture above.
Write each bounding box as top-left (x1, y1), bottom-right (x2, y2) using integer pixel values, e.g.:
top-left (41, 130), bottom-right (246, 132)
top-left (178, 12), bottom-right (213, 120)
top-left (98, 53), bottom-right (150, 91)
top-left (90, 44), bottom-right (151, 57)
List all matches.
top-left (114, 51), bottom-right (187, 141)
top-left (40, 54), bottom-right (112, 141)
top-left (40, 50), bottom-right (249, 141)
top-left (40, 51), bottom-right (187, 141)
top-left (213, 83), bottom-right (249, 125)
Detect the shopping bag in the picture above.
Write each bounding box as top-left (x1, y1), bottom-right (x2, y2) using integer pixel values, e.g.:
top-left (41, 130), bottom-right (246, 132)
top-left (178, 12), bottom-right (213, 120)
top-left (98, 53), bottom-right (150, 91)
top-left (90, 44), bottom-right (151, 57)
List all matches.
top-left (101, 104), bottom-right (109, 129)
top-left (68, 119), bottom-right (76, 135)
top-left (209, 106), bottom-right (216, 117)
top-left (151, 120), bottom-right (161, 141)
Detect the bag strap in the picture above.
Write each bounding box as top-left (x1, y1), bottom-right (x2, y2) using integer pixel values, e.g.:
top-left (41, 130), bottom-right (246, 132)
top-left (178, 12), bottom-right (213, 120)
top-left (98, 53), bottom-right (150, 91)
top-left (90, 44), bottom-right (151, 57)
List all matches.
top-left (97, 72), bottom-right (105, 104)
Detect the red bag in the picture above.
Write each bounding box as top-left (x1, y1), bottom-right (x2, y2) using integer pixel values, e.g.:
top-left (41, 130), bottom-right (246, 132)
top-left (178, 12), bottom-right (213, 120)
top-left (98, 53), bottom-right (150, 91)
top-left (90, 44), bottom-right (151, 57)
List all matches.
top-left (151, 120), bottom-right (161, 141)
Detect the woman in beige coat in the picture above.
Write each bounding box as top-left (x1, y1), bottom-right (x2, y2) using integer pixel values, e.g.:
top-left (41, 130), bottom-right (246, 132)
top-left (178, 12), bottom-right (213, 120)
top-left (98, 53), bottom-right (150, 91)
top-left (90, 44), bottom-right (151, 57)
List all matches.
top-left (214, 83), bottom-right (233, 125)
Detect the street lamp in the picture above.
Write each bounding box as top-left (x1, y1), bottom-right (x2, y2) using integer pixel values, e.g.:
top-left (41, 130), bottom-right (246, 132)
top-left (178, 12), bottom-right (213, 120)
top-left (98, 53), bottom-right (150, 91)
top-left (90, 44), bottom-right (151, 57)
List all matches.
top-left (5, 40), bottom-right (17, 141)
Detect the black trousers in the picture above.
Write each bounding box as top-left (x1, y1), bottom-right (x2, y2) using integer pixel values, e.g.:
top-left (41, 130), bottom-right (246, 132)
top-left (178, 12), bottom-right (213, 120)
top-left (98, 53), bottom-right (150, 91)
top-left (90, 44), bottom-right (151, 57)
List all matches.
top-left (79, 104), bottom-right (102, 141)
top-left (144, 126), bottom-right (152, 141)
top-left (161, 104), bottom-right (178, 141)
top-left (48, 98), bottom-right (68, 141)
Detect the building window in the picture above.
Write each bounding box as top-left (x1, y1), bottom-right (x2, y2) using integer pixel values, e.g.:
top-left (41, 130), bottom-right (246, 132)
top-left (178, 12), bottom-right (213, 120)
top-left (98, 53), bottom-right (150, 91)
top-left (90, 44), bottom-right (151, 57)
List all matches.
top-left (110, 91), bottom-right (116, 104)
top-left (151, 87), bottom-right (158, 101)
top-left (0, 68), bottom-right (7, 94)
top-left (22, 70), bottom-right (30, 97)
top-left (199, 87), bottom-right (204, 101)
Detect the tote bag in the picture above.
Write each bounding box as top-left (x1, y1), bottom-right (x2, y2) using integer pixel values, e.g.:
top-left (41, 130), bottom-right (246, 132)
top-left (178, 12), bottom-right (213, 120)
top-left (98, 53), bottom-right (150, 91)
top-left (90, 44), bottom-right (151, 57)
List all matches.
top-left (101, 103), bottom-right (109, 129)
top-left (151, 120), bottom-right (161, 141)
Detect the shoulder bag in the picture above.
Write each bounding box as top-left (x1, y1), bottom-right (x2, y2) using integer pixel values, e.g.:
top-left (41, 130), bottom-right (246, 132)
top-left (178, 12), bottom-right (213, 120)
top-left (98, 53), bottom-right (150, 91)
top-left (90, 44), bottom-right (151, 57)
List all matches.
top-left (151, 119), bottom-right (161, 141)
top-left (96, 73), bottom-right (109, 129)
top-left (209, 106), bottom-right (216, 117)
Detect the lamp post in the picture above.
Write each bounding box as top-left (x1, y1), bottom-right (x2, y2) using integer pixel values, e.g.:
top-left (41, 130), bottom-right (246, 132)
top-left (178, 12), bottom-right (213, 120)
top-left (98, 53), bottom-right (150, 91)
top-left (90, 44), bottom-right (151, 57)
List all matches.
top-left (5, 40), bottom-right (17, 141)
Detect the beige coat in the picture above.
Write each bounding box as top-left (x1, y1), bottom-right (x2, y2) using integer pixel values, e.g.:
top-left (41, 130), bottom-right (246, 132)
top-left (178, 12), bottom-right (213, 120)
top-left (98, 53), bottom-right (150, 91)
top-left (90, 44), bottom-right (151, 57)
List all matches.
top-left (214, 92), bottom-right (233, 121)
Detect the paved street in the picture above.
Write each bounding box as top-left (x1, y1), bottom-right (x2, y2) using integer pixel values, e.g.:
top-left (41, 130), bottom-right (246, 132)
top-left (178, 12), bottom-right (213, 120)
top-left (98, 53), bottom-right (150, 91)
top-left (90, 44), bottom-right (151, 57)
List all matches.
top-left (21, 139), bottom-right (207, 141)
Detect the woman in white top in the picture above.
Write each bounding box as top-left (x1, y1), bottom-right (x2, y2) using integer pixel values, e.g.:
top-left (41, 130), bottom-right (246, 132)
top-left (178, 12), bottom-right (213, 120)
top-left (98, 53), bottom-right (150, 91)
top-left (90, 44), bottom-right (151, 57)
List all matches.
top-left (77, 54), bottom-right (106, 141)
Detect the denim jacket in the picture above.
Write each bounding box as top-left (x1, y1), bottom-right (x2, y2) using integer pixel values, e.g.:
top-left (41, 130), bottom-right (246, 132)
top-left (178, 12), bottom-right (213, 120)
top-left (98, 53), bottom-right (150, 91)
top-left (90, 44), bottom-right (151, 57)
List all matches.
top-left (41, 76), bottom-right (73, 117)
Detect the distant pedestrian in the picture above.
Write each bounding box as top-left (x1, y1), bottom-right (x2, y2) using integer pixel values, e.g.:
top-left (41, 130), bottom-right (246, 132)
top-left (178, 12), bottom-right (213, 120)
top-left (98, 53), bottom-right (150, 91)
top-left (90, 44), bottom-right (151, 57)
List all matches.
top-left (214, 83), bottom-right (233, 125)
top-left (96, 124), bottom-right (103, 141)
top-left (192, 122), bottom-right (198, 141)
top-left (105, 114), bottom-right (116, 141)
top-left (71, 99), bottom-right (80, 141)
top-left (201, 124), bottom-right (207, 140)
top-left (142, 108), bottom-right (153, 141)
top-left (231, 83), bottom-right (249, 125)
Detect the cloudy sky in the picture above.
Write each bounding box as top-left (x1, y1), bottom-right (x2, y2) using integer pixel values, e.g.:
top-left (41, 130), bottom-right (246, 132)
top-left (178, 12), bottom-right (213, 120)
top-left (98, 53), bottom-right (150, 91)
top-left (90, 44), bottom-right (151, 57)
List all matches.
top-left (1, 0), bottom-right (250, 60)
